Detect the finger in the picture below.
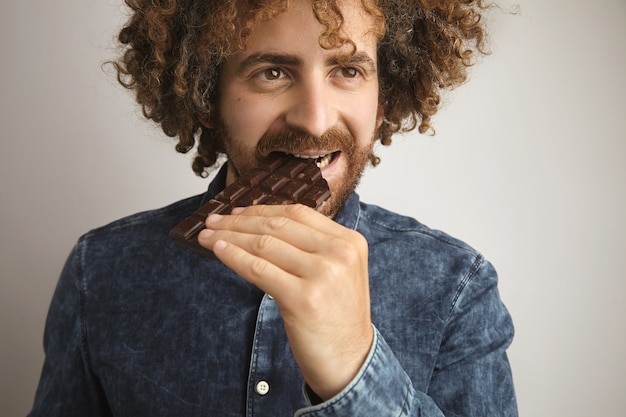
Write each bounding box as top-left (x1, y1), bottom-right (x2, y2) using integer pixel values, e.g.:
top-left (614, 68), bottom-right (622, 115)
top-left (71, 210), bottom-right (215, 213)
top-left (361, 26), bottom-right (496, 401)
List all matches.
top-left (230, 204), bottom-right (348, 239)
top-left (198, 227), bottom-right (319, 278)
top-left (211, 238), bottom-right (300, 298)
top-left (223, 206), bottom-right (369, 265)
top-left (205, 208), bottom-right (332, 255)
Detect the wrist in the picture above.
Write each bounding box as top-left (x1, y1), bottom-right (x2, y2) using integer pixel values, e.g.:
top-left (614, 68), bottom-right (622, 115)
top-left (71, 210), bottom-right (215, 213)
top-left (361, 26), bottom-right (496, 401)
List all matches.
top-left (303, 323), bottom-right (374, 401)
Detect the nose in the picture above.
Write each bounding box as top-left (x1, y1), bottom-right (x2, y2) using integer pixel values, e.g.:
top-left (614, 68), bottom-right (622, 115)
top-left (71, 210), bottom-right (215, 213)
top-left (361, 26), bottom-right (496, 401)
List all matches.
top-left (284, 79), bottom-right (338, 138)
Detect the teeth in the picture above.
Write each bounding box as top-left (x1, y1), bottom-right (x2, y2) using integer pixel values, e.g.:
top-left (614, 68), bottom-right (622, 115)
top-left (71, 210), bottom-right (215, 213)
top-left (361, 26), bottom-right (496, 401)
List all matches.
top-left (290, 152), bottom-right (333, 168)
top-left (316, 154), bottom-right (332, 168)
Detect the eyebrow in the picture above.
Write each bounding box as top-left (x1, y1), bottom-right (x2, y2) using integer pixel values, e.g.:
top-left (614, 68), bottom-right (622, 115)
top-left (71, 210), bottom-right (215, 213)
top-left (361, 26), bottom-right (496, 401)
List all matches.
top-left (234, 51), bottom-right (377, 75)
top-left (235, 53), bottom-right (303, 75)
top-left (328, 51), bottom-right (377, 74)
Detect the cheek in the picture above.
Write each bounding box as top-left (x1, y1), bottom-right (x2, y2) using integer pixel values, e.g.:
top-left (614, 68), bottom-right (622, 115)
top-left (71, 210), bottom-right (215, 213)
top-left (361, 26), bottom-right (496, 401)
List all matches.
top-left (220, 95), bottom-right (273, 147)
top-left (349, 98), bottom-right (381, 146)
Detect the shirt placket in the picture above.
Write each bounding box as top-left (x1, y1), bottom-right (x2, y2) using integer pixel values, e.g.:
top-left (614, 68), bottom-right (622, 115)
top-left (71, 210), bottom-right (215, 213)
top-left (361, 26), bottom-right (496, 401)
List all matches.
top-left (246, 294), bottom-right (302, 416)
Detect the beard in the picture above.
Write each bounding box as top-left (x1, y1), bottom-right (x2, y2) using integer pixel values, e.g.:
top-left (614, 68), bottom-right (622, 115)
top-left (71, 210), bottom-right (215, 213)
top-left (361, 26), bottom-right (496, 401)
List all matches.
top-left (217, 123), bottom-right (376, 218)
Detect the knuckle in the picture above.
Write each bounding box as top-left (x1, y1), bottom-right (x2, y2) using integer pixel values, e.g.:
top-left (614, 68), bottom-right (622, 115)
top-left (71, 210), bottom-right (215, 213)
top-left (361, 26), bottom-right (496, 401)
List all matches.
top-left (228, 214), bottom-right (245, 229)
top-left (265, 216), bottom-right (289, 231)
top-left (350, 230), bottom-right (369, 252)
top-left (253, 234), bottom-right (275, 253)
top-left (316, 257), bottom-right (342, 278)
top-left (298, 285), bottom-right (326, 316)
top-left (285, 203), bottom-right (310, 218)
top-left (328, 233), bottom-right (367, 265)
top-left (249, 257), bottom-right (270, 279)
top-left (332, 236), bottom-right (355, 256)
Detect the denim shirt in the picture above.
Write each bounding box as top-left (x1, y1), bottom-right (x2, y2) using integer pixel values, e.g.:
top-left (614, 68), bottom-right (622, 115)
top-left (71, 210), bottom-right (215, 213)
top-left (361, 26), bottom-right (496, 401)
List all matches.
top-left (29, 167), bottom-right (517, 416)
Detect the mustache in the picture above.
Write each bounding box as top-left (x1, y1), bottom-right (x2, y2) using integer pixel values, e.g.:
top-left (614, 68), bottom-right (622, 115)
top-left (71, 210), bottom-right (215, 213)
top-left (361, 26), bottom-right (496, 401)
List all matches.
top-left (256, 127), bottom-right (355, 157)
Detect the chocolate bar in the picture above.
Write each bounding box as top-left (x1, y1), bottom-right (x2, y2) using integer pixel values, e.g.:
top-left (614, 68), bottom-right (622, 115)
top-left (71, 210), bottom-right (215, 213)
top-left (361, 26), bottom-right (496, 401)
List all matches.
top-left (168, 153), bottom-right (331, 257)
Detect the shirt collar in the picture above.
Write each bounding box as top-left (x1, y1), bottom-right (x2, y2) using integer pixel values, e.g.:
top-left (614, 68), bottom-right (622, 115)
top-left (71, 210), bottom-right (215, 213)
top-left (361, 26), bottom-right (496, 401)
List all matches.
top-left (201, 164), bottom-right (228, 205)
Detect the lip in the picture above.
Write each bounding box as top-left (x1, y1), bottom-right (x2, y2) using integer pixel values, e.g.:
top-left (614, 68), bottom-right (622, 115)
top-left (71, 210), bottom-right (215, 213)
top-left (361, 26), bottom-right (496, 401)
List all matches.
top-left (270, 148), bottom-right (338, 157)
top-left (270, 149), bottom-right (341, 180)
top-left (318, 151), bottom-right (341, 181)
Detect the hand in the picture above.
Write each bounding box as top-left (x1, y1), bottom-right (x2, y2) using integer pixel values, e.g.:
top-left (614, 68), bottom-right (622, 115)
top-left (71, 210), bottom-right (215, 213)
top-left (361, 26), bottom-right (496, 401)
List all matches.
top-left (198, 204), bottom-right (374, 400)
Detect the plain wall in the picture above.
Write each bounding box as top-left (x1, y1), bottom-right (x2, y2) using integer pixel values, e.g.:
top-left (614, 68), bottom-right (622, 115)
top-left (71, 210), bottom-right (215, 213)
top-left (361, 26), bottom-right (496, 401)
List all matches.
top-left (1, 1), bottom-right (624, 416)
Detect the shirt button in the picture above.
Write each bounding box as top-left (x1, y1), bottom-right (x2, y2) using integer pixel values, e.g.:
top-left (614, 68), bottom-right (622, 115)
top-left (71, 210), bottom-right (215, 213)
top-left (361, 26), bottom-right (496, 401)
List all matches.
top-left (256, 380), bottom-right (270, 396)
top-left (267, 294), bottom-right (274, 300)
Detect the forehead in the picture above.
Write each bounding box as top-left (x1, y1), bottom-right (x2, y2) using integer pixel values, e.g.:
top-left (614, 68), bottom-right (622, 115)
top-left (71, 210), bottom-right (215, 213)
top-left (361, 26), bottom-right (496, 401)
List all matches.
top-left (237, 0), bottom-right (383, 54)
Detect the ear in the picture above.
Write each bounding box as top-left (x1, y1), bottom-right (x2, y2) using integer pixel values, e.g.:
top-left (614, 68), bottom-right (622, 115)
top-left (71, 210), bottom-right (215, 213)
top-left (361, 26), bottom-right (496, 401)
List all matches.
top-left (200, 116), bottom-right (214, 129)
top-left (376, 103), bottom-right (385, 129)
top-left (200, 108), bottom-right (219, 129)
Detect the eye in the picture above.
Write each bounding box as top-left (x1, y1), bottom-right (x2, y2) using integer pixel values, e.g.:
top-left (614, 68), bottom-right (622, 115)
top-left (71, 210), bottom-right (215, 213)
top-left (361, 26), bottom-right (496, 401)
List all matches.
top-left (259, 67), bottom-right (285, 81)
top-left (339, 67), bottom-right (359, 78)
top-left (248, 66), bottom-right (291, 92)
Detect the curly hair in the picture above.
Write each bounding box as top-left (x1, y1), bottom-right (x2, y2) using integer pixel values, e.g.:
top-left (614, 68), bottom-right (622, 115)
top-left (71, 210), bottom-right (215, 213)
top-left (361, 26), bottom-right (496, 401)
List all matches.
top-left (113, 0), bottom-right (491, 176)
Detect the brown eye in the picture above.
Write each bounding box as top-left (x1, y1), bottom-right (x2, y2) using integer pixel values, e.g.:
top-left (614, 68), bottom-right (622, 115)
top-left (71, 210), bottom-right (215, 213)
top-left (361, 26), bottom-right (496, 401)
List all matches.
top-left (263, 68), bottom-right (283, 80)
top-left (340, 67), bottom-right (358, 78)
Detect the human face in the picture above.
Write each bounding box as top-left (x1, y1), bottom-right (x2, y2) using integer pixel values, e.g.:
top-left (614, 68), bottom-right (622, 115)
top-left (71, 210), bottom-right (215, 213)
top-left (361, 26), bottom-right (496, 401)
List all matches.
top-left (216, 0), bottom-right (383, 217)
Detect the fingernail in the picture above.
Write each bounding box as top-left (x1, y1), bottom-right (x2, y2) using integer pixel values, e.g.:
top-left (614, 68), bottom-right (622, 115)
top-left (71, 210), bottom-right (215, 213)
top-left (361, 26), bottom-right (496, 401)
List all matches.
top-left (214, 240), bottom-right (228, 251)
top-left (231, 207), bottom-right (245, 214)
top-left (207, 214), bottom-right (223, 224)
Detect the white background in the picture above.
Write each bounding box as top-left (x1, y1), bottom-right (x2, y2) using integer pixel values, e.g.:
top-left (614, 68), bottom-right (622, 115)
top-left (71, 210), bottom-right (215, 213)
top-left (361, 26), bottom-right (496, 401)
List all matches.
top-left (1, 1), bottom-right (625, 416)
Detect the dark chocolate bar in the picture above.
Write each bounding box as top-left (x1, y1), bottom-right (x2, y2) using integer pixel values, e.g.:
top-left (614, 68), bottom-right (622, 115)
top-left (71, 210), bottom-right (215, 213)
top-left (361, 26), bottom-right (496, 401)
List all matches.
top-left (168, 154), bottom-right (331, 257)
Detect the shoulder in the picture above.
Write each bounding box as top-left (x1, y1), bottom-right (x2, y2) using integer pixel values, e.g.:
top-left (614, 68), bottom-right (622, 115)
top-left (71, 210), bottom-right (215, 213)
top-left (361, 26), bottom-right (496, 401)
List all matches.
top-left (356, 199), bottom-right (496, 308)
top-left (356, 201), bottom-right (481, 258)
top-left (75, 193), bottom-right (205, 260)
top-left (64, 192), bottom-right (216, 303)
top-left (357, 201), bottom-right (504, 337)
top-left (88, 193), bottom-right (204, 236)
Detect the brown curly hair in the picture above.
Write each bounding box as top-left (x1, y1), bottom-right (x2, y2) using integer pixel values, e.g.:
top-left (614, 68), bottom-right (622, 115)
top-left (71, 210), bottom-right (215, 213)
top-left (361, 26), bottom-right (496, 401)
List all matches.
top-left (113, 0), bottom-right (491, 177)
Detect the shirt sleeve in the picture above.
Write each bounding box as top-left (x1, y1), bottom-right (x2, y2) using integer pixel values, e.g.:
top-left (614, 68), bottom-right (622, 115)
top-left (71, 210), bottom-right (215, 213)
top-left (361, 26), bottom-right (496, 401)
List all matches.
top-left (27, 242), bottom-right (110, 417)
top-left (296, 258), bottom-right (517, 417)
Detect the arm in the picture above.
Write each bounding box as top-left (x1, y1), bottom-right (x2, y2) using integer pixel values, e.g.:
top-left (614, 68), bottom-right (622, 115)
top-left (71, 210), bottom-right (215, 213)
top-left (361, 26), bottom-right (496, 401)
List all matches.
top-left (298, 258), bottom-right (517, 416)
top-left (428, 257), bottom-right (517, 415)
top-left (28, 243), bottom-right (110, 417)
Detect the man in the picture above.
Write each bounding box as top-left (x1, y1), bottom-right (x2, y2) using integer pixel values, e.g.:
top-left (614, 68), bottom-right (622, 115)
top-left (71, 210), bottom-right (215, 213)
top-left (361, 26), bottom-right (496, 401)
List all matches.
top-left (29, 0), bottom-right (517, 416)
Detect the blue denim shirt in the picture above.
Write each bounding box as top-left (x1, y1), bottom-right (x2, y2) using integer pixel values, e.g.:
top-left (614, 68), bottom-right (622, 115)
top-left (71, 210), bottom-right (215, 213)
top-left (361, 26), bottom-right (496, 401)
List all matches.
top-left (29, 167), bottom-right (517, 416)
